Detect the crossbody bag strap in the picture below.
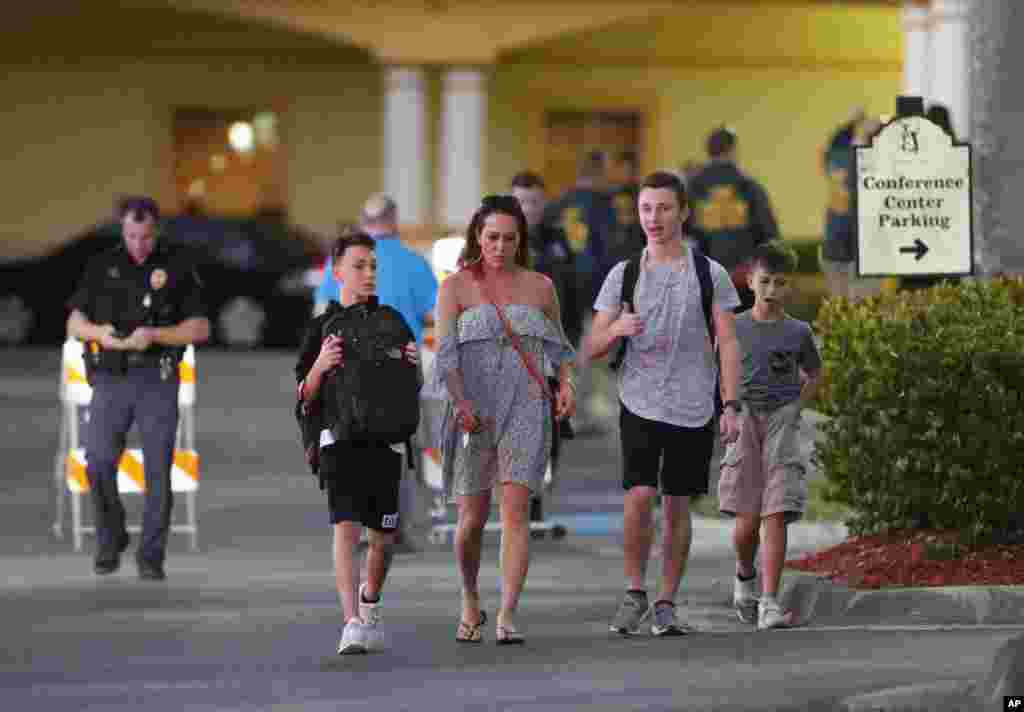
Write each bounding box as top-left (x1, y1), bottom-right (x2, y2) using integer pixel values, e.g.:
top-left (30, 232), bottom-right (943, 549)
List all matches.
top-left (475, 277), bottom-right (554, 403)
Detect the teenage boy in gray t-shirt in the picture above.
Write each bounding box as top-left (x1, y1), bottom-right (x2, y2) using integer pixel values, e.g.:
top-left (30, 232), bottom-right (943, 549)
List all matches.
top-left (717, 241), bottom-right (822, 631)
top-left (587, 171), bottom-right (742, 637)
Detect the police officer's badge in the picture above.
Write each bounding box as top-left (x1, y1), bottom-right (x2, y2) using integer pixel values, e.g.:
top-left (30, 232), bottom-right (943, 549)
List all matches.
top-left (150, 268), bottom-right (168, 290)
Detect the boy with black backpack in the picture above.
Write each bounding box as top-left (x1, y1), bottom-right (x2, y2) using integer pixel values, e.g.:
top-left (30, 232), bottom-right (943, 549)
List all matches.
top-left (295, 231), bottom-right (420, 655)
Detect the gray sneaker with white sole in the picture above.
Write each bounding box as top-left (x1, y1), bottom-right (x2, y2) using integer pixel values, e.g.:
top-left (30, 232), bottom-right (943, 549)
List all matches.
top-left (609, 592), bottom-right (649, 635)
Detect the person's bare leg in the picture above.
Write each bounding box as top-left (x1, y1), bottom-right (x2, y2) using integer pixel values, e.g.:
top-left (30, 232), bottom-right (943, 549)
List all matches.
top-left (333, 522), bottom-right (363, 622)
top-left (364, 529), bottom-right (397, 599)
top-left (455, 491), bottom-right (491, 624)
top-left (623, 486), bottom-right (657, 590)
top-left (761, 513), bottom-right (788, 598)
top-left (655, 494), bottom-right (692, 603)
top-left (498, 482), bottom-right (531, 629)
top-left (734, 513), bottom-right (761, 578)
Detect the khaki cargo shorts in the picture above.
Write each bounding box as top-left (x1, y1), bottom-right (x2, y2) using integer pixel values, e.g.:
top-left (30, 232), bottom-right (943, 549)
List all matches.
top-left (718, 401), bottom-right (807, 524)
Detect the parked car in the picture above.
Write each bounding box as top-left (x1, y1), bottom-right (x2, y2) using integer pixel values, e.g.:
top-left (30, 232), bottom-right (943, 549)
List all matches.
top-left (0, 215), bottom-right (325, 349)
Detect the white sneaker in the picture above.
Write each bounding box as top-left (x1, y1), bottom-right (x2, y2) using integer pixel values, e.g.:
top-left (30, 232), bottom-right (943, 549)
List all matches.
top-left (358, 583), bottom-right (384, 650)
top-left (757, 599), bottom-right (796, 631)
top-left (733, 575), bottom-right (759, 625)
top-left (337, 618), bottom-right (371, 655)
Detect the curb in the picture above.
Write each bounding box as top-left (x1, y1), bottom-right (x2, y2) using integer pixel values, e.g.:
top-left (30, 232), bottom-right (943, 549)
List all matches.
top-left (782, 575), bottom-right (1024, 712)
top-left (782, 570), bottom-right (1024, 626)
top-left (839, 680), bottom-right (978, 712)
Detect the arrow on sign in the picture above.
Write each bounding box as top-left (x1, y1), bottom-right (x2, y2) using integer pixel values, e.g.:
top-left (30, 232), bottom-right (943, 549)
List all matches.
top-left (899, 238), bottom-right (930, 261)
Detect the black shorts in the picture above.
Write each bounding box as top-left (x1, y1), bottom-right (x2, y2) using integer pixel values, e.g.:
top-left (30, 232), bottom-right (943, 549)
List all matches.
top-left (321, 442), bottom-right (403, 532)
top-left (620, 403), bottom-right (715, 497)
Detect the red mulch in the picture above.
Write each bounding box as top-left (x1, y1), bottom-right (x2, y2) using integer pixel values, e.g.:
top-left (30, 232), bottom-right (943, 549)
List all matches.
top-left (785, 528), bottom-right (1024, 589)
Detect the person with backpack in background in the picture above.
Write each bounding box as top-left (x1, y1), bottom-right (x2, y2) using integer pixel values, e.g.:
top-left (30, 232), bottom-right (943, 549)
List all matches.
top-left (687, 127), bottom-right (779, 312)
top-left (585, 171), bottom-right (741, 637)
top-left (432, 195), bottom-right (576, 645)
top-left (295, 231), bottom-right (421, 655)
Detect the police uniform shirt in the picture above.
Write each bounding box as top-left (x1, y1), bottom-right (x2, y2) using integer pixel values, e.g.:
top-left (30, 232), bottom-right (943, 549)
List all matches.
top-left (68, 242), bottom-right (205, 359)
top-left (543, 188), bottom-right (618, 279)
top-left (687, 161), bottom-right (779, 271)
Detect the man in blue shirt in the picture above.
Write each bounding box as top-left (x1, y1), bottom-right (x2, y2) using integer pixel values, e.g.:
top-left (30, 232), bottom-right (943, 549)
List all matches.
top-left (313, 194), bottom-right (438, 552)
top-left (314, 195), bottom-right (437, 344)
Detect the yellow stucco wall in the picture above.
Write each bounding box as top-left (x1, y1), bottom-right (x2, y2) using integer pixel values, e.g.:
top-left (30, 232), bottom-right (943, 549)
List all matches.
top-left (487, 64), bottom-right (900, 240)
top-left (0, 55), bottom-right (381, 258)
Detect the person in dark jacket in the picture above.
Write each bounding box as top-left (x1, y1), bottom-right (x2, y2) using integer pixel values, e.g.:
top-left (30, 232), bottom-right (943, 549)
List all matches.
top-left (511, 171), bottom-right (577, 343)
top-left (544, 150), bottom-right (618, 333)
top-left (820, 116), bottom-right (884, 301)
top-left (607, 150), bottom-right (646, 266)
top-left (688, 127), bottom-right (780, 311)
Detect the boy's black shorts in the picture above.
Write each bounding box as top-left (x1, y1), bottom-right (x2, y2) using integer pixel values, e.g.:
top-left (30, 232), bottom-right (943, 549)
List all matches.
top-left (320, 442), bottom-right (403, 532)
top-left (620, 403), bottom-right (715, 497)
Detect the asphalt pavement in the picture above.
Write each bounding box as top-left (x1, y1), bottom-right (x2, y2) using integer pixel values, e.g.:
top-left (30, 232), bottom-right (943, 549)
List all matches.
top-left (2, 348), bottom-right (1022, 711)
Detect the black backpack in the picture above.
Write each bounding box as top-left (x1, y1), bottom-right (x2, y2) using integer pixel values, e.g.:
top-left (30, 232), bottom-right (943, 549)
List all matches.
top-left (319, 299), bottom-right (421, 448)
top-left (609, 249), bottom-right (723, 414)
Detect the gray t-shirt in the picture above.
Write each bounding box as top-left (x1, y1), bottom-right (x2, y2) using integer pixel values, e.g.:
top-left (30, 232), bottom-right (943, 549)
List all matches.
top-left (734, 312), bottom-right (822, 411)
top-left (594, 246), bottom-right (740, 428)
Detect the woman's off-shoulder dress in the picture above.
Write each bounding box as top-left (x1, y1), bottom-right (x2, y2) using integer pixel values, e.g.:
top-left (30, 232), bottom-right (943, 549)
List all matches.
top-left (432, 304), bottom-right (573, 501)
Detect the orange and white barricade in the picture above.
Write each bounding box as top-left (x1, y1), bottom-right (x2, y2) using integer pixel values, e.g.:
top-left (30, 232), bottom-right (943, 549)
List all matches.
top-left (54, 339), bottom-right (200, 552)
top-left (420, 237), bottom-right (561, 544)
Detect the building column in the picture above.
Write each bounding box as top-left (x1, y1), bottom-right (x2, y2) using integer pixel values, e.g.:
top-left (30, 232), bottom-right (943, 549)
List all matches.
top-left (902, 2), bottom-right (933, 100)
top-left (930, 0), bottom-right (970, 139)
top-left (969, 0), bottom-right (1023, 275)
top-left (384, 66), bottom-right (429, 225)
top-left (440, 69), bottom-right (486, 231)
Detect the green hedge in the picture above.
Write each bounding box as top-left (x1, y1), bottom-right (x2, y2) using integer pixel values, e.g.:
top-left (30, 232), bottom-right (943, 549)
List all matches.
top-left (787, 239), bottom-right (822, 274)
top-left (813, 277), bottom-right (1024, 542)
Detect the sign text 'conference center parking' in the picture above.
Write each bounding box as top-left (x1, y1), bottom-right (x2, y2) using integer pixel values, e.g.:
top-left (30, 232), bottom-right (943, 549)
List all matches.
top-left (856, 114), bottom-right (973, 277)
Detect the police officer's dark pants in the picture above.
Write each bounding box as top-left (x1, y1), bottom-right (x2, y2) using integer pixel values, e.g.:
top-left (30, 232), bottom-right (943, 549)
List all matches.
top-left (87, 367), bottom-right (178, 564)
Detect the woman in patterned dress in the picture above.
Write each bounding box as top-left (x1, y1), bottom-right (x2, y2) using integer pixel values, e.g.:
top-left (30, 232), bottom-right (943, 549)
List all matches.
top-left (433, 195), bottom-right (576, 644)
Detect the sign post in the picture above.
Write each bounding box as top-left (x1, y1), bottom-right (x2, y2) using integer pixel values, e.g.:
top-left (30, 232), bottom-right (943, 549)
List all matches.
top-left (856, 98), bottom-right (973, 278)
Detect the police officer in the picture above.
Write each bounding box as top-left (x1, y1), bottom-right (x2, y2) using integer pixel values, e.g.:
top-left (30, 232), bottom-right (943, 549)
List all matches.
top-left (687, 127), bottom-right (779, 311)
top-left (67, 196), bottom-right (209, 579)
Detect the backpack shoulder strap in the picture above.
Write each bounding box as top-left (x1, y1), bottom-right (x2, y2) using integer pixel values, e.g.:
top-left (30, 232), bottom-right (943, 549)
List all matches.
top-left (693, 248), bottom-right (725, 416)
top-left (620, 256), bottom-right (641, 309)
top-left (692, 249), bottom-right (715, 346)
top-left (610, 256), bottom-right (642, 371)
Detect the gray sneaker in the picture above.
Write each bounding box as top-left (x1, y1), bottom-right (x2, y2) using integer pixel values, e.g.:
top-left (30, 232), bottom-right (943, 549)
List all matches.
top-left (650, 601), bottom-right (691, 637)
top-left (609, 592), bottom-right (649, 635)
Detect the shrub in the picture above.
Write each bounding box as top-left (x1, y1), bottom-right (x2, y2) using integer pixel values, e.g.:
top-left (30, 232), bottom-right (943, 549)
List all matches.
top-left (787, 239), bottom-right (822, 274)
top-left (812, 277), bottom-right (1024, 543)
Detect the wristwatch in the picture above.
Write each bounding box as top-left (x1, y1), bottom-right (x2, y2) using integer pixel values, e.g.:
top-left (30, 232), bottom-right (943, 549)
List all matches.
top-left (722, 400), bottom-right (742, 413)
